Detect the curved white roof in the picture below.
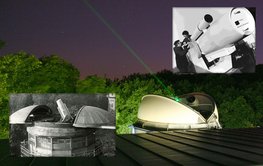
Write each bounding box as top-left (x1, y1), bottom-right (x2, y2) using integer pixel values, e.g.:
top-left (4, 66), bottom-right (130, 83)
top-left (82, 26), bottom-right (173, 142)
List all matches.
top-left (138, 95), bottom-right (206, 124)
top-left (73, 106), bottom-right (112, 128)
top-left (10, 105), bottom-right (52, 124)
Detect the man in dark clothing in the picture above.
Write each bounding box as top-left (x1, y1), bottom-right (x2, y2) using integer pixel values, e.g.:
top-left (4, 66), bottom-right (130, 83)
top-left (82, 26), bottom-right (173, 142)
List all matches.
top-left (173, 40), bottom-right (189, 73)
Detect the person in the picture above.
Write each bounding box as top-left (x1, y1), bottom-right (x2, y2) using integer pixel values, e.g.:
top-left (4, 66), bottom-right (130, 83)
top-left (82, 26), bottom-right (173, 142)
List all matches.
top-left (173, 40), bottom-right (189, 73)
top-left (181, 30), bottom-right (197, 72)
top-left (182, 30), bottom-right (191, 50)
top-left (182, 30), bottom-right (191, 43)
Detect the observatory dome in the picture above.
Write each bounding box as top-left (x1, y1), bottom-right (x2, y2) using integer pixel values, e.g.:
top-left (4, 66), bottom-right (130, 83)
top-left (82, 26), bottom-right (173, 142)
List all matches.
top-left (137, 93), bottom-right (221, 130)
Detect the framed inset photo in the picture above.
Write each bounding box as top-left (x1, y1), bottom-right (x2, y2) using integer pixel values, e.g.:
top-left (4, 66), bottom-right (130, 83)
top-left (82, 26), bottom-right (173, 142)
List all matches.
top-left (172, 7), bottom-right (256, 73)
top-left (9, 93), bottom-right (116, 157)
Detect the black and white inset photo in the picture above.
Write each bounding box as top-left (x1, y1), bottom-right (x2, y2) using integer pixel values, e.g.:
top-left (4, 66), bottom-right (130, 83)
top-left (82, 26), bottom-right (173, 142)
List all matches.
top-left (172, 7), bottom-right (256, 73)
top-left (9, 93), bottom-right (116, 157)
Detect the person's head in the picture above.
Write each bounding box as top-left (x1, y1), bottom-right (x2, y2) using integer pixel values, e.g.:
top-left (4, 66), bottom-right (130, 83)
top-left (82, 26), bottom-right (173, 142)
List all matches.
top-left (174, 40), bottom-right (182, 47)
top-left (182, 30), bottom-right (190, 38)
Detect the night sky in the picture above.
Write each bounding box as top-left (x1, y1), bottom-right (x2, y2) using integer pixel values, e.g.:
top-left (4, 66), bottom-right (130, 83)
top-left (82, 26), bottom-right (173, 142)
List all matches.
top-left (0, 0), bottom-right (262, 79)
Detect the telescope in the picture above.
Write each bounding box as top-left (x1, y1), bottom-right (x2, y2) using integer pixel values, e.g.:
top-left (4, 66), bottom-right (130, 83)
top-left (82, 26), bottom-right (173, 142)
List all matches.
top-left (187, 8), bottom-right (255, 73)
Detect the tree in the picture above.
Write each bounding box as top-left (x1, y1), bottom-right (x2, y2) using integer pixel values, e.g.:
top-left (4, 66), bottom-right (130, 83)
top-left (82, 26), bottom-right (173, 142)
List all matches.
top-left (37, 55), bottom-right (80, 92)
top-left (76, 75), bottom-right (110, 93)
top-left (219, 96), bottom-right (255, 128)
top-left (0, 51), bottom-right (42, 93)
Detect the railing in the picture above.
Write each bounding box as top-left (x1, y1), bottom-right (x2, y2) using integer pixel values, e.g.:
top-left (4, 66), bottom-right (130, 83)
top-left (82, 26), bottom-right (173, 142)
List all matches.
top-left (94, 142), bottom-right (103, 156)
top-left (20, 141), bottom-right (32, 157)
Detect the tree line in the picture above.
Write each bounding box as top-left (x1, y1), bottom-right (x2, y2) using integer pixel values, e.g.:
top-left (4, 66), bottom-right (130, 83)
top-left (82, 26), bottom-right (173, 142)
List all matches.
top-left (0, 52), bottom-right (263, 138)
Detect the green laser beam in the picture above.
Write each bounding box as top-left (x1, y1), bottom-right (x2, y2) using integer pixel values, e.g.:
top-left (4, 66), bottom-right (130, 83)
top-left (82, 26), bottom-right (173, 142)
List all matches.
top-left (82, 0), bottom-right (178, 99)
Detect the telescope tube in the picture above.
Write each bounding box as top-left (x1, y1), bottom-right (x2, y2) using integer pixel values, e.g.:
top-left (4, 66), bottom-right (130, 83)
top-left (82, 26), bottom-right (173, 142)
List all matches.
top-left (191, 14), bottom-right (213, 41)
top-left (197, 8), bottom-right (255, 55)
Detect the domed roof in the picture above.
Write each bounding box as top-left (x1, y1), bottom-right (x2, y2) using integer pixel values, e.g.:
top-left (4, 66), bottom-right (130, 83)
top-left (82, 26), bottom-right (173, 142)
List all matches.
top-left (9, 105), bottom-right (52, 124)
top-left (73, 106), bottom-right (113, 128)
top-left (138, 95), bottom-right (206, 125)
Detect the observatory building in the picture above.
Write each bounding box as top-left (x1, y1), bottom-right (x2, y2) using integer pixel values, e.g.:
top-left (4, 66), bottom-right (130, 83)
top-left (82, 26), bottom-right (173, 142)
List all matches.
top-left (20, 122), bottom-right (95, 157)
top-left (131, 93), bottom-right (221, 133)
top-left (10, 94), bottom-right (115, 157)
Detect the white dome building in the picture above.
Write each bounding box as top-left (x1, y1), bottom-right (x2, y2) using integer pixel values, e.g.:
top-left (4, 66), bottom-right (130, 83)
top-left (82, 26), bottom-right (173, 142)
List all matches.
top-left (131, 93), bottom-right (221, 133)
